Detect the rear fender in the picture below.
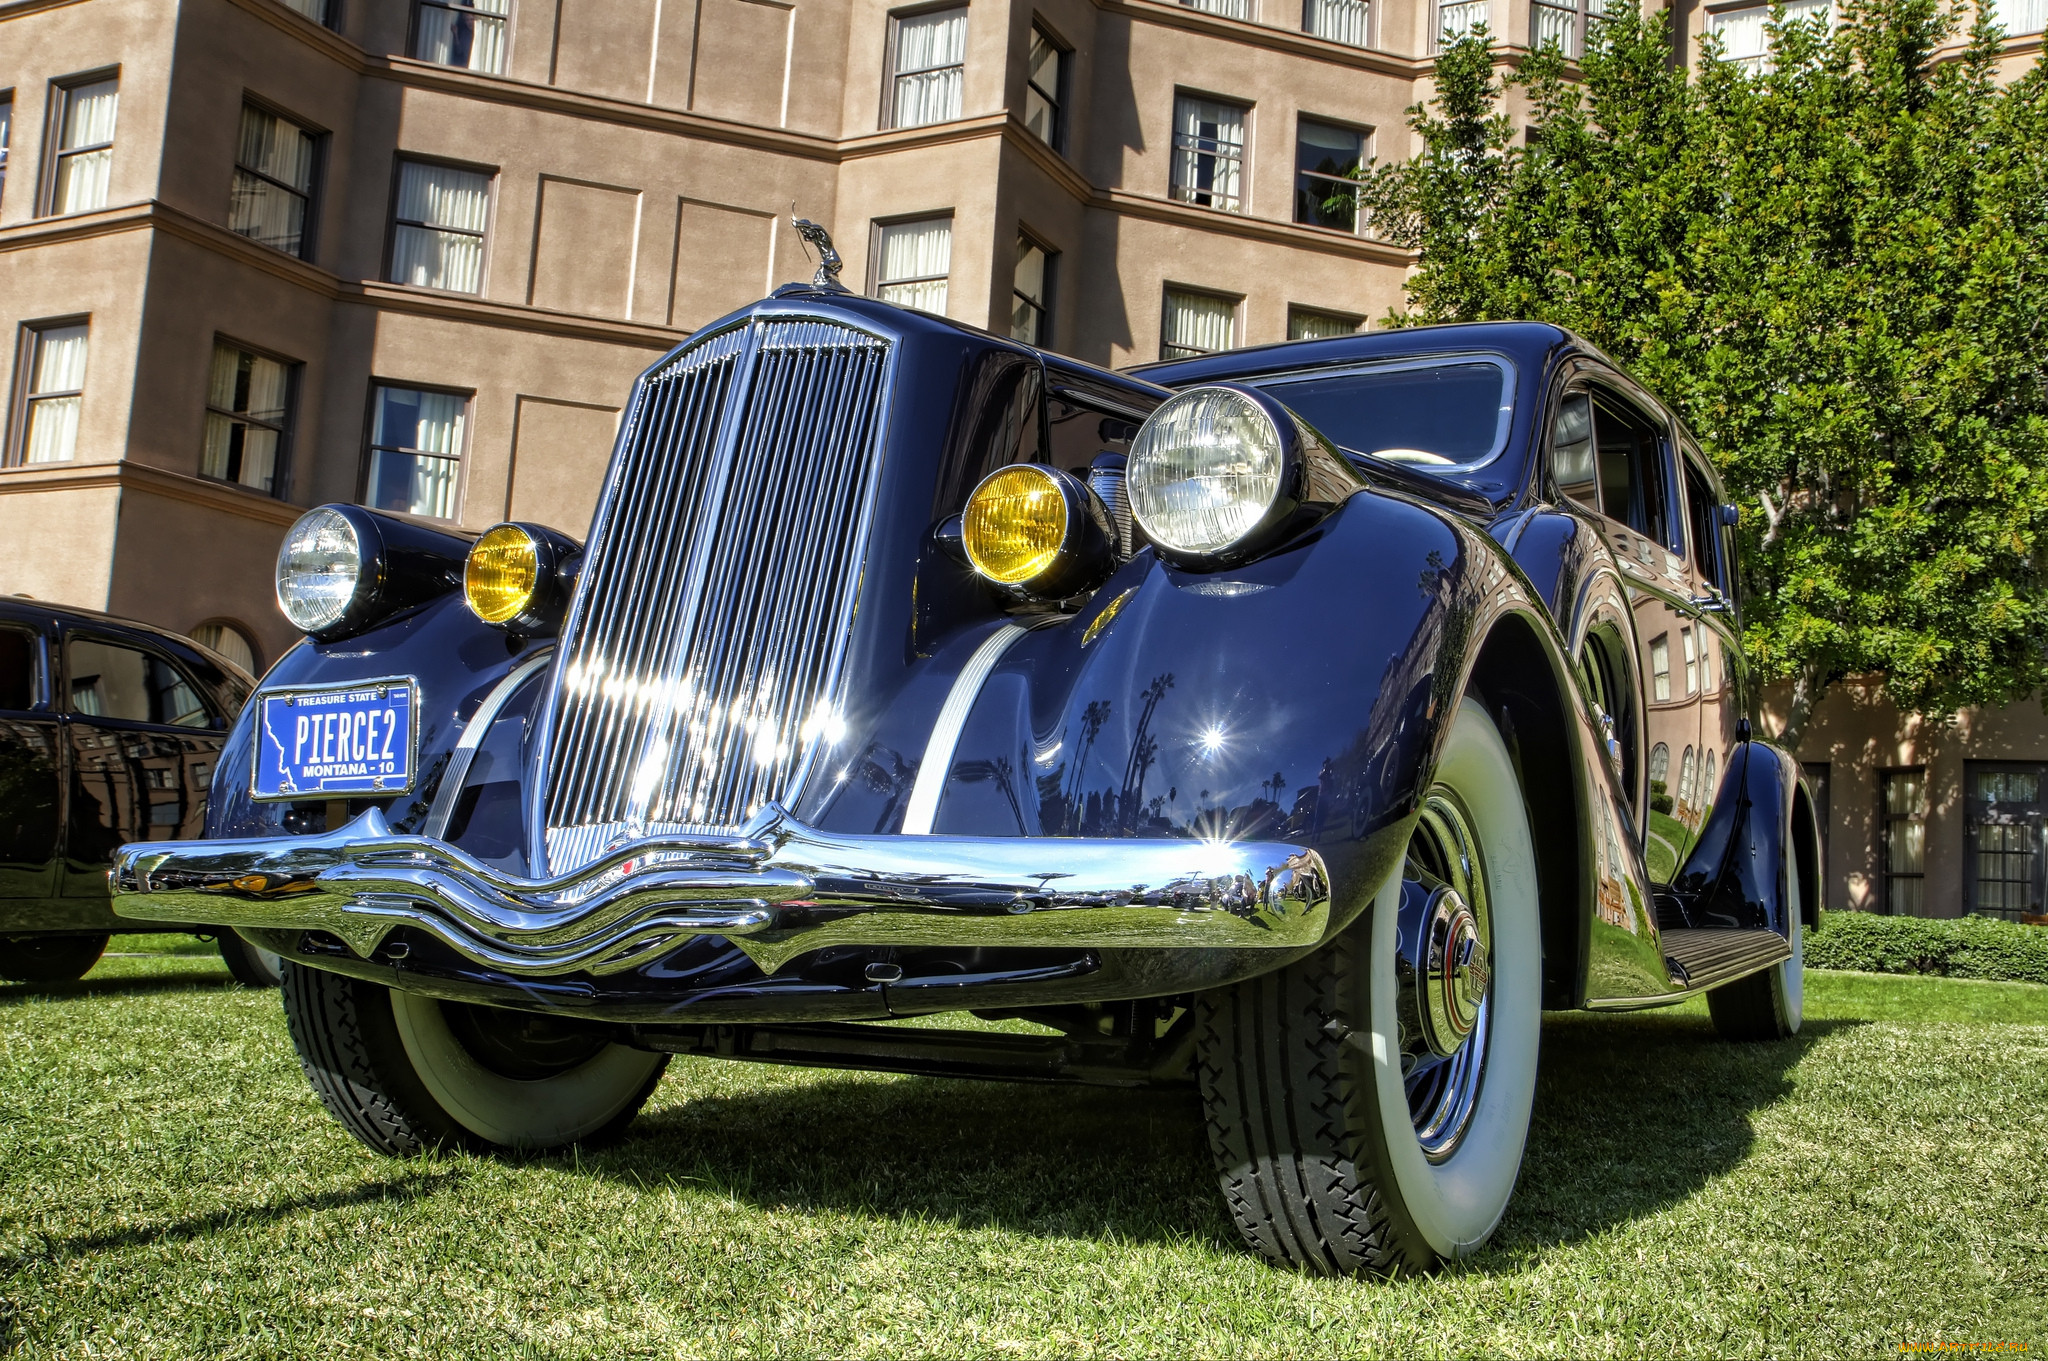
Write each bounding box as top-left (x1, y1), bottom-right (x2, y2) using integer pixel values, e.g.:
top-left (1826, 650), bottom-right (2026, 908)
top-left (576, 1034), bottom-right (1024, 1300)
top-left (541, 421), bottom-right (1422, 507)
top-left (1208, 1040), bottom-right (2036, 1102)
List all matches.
top-left (1671, 739), bottom-right (1813, 936)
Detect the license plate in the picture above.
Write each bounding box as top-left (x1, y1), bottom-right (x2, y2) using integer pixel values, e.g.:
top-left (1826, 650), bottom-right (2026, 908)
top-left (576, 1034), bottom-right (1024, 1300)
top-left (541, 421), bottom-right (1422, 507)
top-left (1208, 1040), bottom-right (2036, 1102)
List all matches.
top-left (252, 678), bottom-right (418, 801)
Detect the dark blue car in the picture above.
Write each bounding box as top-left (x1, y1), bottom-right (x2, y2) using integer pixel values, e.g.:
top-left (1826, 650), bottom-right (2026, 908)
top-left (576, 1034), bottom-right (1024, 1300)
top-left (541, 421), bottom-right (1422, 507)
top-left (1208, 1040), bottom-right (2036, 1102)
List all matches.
top-left (112, 284), bottom-right (1819, 1275)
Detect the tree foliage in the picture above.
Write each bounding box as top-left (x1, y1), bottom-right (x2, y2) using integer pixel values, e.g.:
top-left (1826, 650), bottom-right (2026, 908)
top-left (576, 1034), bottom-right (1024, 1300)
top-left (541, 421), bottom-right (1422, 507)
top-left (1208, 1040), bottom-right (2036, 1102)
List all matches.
top-left (1357, 2), bottom-right (2048, 743)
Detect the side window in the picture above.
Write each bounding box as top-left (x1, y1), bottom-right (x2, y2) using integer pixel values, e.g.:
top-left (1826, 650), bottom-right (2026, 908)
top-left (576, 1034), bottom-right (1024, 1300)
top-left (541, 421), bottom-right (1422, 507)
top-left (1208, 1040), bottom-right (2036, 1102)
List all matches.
top-left (0, 627), bottom-right (39, 710)
top-left (1553, 389), bottom-right (1676, 546)
top-left (64, 638), bottom-right (212, 728)
top-left (1682, 451), bottom-right (1727, 593)
top-left (1553, 392), bottom-right (1595, 501)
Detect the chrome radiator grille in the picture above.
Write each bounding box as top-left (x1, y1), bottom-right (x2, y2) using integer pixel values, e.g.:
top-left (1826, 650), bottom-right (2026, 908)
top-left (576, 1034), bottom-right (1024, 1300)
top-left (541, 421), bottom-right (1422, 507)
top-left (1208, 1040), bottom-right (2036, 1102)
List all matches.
top-left (541, 316), bottom-right (892, 872)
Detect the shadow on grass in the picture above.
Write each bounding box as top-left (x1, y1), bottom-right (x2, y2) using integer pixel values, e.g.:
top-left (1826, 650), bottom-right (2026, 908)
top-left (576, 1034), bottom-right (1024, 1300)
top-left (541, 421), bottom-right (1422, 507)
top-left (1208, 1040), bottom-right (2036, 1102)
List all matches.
top-left (20, 1170), bottom-right (466, 1266)
top-left (0, 969), bottom-right (240, 1007)
top-left (577, 1010), bottom-right (1852, 1260)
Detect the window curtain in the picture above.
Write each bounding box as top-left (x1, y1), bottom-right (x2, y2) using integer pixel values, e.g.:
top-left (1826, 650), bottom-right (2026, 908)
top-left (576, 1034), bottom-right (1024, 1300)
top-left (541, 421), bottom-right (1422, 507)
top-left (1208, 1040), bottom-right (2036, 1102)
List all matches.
top-left (53, 81), bottom-right (118, 214)
top-left (203, 345), bottom-right (289, 492)
top-left (369, 387), bottom-right (464, 520)
top-left (231, 107), bottom-right (314, 253)
top-left (1289, 311), bottom-right (1355, 340)
top-left (192, 624), bottom-right (257, 675)
top-left (1305, 0), bottom-right (1370, 46)
top-left (414, 0), bottom-right (510, 74)
top-left (390, 161), bottom-right (489, 293)
top-left (1172, 97), bottom-right (1245, 209)
top-left (25, 326), bottom-right (88, 464)
top-left (1998, 0), bottom-right (2046, 32)
top-left (1163, 291), bottom-right (1233, 356)
top-left (893, 9), bottom-right (966, 128)
top-left (1711, 0), bottom-right (1829, 70)
top-left (1435, 0), bottom-right (1488, 45)
top-left (1183, 0), bottom-right (1252, 18)
top-left (877, 219), bottom-right (952, 314)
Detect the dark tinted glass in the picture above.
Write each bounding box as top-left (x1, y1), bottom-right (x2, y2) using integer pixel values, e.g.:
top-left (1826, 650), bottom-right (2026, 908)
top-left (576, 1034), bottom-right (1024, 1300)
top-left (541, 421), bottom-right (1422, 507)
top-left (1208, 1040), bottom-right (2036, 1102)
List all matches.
top-left (1682, 454), bottom-right (1725, 591)
top-left (66, 638), bottom-right (214, 728)
top-left (1258, 361), bottom-right (1509, 468)
top-left (0, 629), bottom-right (36, 710)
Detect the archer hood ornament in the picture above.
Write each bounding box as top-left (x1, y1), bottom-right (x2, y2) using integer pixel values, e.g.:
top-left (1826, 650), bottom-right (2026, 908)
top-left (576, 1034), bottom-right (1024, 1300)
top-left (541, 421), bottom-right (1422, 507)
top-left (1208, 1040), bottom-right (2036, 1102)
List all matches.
top-left (790, 207), bottom-right (850, 293)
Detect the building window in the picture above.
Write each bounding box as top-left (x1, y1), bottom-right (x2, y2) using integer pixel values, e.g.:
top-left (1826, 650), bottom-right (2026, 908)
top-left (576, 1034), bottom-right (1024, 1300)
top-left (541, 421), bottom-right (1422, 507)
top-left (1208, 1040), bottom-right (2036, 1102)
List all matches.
top-left (874, 217), bottom-right (952, 314)
top-left (389, 159), bottom-right (490, 294)
top-left (1531, 0), bottom-right (1606, 58)
top-left (1170, 95), bottom-right (1247, 214)
top-left (1681, 627), bottom-right (1697, 694)
top-left (1024, 26), bottom-right (1065, 150)
top-left (47, 77), bottom-right (119, 216)
top-left (1288, 307), bottom-right (1359, 340)
top-left (888, 8), bottom-right (967, 129)
top-left (1997, 0), bottom-right (2046, 32)
top-left (1881, 767), bottom-right (1928, 915)
top-left (1011, 234), bottom-right (1054, 346)
top-left (281, 0), bottom-right (333, 22)
top-left (1967, 764), bottom-right (2044, 920)
top-left (1295, 119), bottom-right (1365, 232)
top-left (230, 104), bottom-right (318, 258)
top-left (192, 622), bottom-right (259, 676)
top-left (12, 322), bottom-right (89, 464)
top-left (1, 96), bottom-right (12, 209)
top-left (1160, 288), bottom-right (1235, 360)
top-left (365, 384), bottom-right (465, 521)
top-left (1702, 746), bottom-right (1717, 805)
top-left (1649, 632), bottom-right (1671, 702)
top-left (1678, 745), bottom-right (1697, 810)
top-left (413, 0), bottom-right (510, 74)
top-left (1709, 0), bottom-right (1830, 72)
top-left (203, 342), bottom-right (295, 496)
top-left (1304, 0), bottom-right (1370, 47)
top-left (1184, 0), bottom-right (1252, 17)
top-left (1436, 0), bottom-right (1489, 47)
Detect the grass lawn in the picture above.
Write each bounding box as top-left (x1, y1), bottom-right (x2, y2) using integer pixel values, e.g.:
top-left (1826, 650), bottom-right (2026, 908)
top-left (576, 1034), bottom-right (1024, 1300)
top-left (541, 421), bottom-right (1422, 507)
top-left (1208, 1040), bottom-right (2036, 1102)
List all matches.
top-left (3, 940), bottom-right (2044, 1358)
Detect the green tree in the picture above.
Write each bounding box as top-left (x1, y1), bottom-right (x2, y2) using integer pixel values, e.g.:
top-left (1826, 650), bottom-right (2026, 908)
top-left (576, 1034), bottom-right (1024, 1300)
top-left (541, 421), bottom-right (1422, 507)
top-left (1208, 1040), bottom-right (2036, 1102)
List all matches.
top-left (1357, 0), bottom-right (2048, 746)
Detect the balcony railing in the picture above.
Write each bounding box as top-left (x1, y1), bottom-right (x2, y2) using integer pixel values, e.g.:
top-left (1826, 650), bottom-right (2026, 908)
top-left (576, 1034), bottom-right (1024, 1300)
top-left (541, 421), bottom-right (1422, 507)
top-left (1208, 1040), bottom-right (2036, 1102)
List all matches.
top-left (1435, 0), bottom-right (1489, 48)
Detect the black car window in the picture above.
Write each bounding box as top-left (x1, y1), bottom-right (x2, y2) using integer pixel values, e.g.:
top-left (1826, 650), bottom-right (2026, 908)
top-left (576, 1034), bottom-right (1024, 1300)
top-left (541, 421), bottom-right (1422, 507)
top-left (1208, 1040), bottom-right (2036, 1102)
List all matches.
top-left (1557, 386), bottom-right (1675, 547)
top-left (65, 637), bottom-right (214, 728)
top-left (1682, 452), bottom-right (1727, 593)
top-left (1254, 358), bottom-right (1513, 470)
top-left (0, 627), bottom-right (38, 710)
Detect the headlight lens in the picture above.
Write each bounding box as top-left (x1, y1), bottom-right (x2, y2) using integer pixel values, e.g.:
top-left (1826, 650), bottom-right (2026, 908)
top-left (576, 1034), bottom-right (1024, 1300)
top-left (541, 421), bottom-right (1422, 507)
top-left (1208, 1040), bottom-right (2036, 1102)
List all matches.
top-left (963, 465), bottom-right (1069, 585)
top-left (276, 507), bottom-right (364, 633)
top-left (465, 525), bottom-right (541, 624)
top-left (1128, 388), bottom-right (1285, 556)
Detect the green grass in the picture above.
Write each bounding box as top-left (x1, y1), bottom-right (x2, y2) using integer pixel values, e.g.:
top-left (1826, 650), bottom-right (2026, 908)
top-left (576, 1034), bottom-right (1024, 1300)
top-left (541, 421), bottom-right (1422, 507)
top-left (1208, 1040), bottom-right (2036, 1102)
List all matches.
top-left (3, 941), bottom-right (2044, 1357)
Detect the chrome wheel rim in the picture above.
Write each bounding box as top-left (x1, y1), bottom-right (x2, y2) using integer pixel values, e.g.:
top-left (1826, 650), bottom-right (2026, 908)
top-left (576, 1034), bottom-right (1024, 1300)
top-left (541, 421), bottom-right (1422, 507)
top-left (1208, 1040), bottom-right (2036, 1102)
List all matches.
top-left (1402, 789), bottom-right (1493, 1164)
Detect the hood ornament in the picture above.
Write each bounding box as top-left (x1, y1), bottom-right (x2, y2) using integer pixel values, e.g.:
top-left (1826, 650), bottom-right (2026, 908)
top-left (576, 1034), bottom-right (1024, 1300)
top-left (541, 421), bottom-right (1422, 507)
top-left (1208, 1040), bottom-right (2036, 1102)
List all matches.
top-left (790, 206), bottom-right (850, 293)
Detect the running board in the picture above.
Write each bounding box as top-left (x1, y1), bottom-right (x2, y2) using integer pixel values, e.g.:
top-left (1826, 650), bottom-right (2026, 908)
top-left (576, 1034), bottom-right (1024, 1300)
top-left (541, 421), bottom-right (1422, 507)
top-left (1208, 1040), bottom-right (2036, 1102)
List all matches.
top-left (1585, 927), bottom-right (1790, 1010)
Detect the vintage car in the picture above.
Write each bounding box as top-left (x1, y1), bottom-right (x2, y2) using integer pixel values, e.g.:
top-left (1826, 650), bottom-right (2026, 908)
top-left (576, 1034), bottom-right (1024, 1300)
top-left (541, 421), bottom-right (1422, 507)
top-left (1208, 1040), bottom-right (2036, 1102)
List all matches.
top-left (111, 263), bottom-right (1819, 1275)
top-left (0, 599), bottom-right (277, 985)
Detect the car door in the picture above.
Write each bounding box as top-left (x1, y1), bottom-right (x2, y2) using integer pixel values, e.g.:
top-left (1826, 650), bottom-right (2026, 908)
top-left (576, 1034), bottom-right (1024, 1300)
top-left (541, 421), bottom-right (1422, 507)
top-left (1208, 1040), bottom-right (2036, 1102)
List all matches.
top-left (57, 632), bottom-right (220, 898)
top-left (1553, 380), bottom-right (1706, 883)
top-left (1678, 440), bottom-right (1744, 829)
top-left (0, 619), bottom-right (64, 903)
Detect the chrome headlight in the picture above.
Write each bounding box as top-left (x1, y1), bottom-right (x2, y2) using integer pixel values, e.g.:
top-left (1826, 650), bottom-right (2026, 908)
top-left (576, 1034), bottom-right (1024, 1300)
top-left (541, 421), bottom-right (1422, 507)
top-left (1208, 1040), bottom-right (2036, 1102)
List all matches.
top-left (276, 507), bottom-right (365, 634)
top-left (275, 504), bottom-right (468, 641)
top-left (1128, 384), bottom-right (1365, 566)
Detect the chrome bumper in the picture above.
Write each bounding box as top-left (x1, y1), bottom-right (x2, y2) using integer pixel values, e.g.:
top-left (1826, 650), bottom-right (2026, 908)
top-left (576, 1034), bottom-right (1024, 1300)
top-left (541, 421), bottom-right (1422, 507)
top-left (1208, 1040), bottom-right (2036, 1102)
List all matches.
top-left (110, 805), bottom-right (1331, 975)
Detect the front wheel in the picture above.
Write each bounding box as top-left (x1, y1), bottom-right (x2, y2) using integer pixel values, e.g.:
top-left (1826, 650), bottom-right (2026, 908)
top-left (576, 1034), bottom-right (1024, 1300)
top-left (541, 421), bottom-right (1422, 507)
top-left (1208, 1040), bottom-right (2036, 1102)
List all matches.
top-left (217, 932), bottom-right (285, 988)
top-left (0, 933), bottom-right (110, 984)
top-left (1195, 698), bottom-right (1543, 1274)
top-left (280, 962), bottom-right (668, 1156)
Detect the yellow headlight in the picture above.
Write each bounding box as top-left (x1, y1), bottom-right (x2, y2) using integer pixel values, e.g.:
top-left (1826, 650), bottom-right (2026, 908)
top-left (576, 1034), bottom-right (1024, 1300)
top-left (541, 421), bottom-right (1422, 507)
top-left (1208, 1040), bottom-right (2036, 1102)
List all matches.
top-left (963, 465), bottom-right (1070, 586)
top-left (465, 525), bottom-right (540, 624)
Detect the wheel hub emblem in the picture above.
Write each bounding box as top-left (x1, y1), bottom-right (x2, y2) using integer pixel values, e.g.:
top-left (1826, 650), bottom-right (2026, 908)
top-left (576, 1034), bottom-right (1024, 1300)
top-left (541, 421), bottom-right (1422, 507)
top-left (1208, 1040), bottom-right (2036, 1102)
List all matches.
top-left (1420, 888), bottom-right (1488, 1058)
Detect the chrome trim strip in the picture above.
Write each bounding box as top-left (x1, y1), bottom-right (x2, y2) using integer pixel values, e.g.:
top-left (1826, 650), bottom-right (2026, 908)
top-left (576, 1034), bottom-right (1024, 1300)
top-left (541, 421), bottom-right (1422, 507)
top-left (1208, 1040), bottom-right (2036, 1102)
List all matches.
top-left (899, 623), bottom-right (1032, 836)
top-left (422, 651), bottom-right (555, 841)
top-left (109, 805), bottom-right (1332, 976)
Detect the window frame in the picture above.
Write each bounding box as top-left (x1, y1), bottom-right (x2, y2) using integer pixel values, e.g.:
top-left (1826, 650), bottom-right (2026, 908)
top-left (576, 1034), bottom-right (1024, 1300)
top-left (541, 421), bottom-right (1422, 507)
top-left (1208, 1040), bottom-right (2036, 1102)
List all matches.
top-left (1023, 21), bottom-right (1069, 152)
top-left (1433, 0), bottom-right (1490, 51)
top-left (1010, 228), bottom-right (1057, 348)
top-left (883, 3), bottom-right (970, 131)
top-left (7, 316), bottom-right (91, 467)
top-left (1963, 759), bottom-right (2046, 920)
top-left (230, 95), bottom-right (326, 261)
top-left (359, 379), bottom-right (474, 523)
top-left (1530, 0), bottom-right (1606, 59)
top-left (0, 89), bottom-right (14, 213)
top-left (409, 0), bottom-right (513, 75)
top-left (1286, 306), bottom-right (1362, 340)
top-left (1159, 284), bottom-right (1240, 361)
top-left (383, 152), bottom-right (497, 296)
top-left (869, 212), bottom-right (955, 313)
top-left (202, 335), bottom-right (302, 499)
top-left (59, 630), bottom-right (219, 731)
top-left (280, 0), bottom-right (339, 26)
top-left (40, 69), bottom-right (120, 219)
top-left (1169, 90), bottom-right (1251, 215)
top-left (1292, 115), bottom-right (1369, 234)
top-left (1879, 765), bottom-right (1929, 916)
top-left (1302, 0), bottom-right (1374, 48)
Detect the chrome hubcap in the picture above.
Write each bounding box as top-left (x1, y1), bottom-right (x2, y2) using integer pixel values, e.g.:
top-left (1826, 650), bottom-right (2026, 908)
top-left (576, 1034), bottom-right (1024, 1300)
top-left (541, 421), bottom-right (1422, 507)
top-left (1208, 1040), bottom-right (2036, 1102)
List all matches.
top-left (1398, 790), bottom-right (1493, 1163)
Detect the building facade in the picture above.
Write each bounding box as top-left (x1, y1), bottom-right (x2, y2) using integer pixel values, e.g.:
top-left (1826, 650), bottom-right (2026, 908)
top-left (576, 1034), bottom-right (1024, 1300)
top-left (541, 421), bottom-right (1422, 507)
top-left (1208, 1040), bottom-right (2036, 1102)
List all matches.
top-left (2, 0), bottom-right (2043, 920)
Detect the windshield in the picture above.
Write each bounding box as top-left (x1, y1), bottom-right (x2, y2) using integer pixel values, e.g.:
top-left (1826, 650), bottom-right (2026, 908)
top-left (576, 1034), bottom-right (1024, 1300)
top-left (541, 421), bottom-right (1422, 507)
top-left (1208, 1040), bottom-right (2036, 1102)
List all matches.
top-left (1253, 357), bottom-right (1514, 471)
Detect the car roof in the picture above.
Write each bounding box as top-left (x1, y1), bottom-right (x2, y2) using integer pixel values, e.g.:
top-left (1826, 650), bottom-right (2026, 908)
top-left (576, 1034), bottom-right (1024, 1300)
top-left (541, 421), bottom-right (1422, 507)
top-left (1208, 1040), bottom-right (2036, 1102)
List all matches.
top-left (0, 595), bottom-right (256, 685)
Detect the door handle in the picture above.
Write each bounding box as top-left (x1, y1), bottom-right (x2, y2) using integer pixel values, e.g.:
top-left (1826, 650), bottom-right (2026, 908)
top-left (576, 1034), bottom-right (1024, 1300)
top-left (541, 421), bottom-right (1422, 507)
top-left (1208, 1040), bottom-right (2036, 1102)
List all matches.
top-left (1689, 592), bottom-right (1730, 614)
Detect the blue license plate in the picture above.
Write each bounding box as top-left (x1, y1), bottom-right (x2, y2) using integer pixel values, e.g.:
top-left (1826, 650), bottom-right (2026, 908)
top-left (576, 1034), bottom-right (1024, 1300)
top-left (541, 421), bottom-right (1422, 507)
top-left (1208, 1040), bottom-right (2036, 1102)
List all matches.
top-left (252, 679), bottom-right (417, 800)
